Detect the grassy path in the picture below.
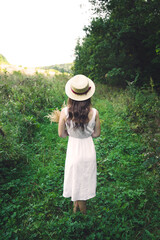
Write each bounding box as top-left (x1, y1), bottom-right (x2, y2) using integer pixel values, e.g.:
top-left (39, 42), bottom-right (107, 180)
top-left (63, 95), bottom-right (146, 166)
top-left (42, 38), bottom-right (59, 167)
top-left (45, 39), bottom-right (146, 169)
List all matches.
top-left (1, 96), bottom-right (159, 240)
top-left (1, 71), bottom-right (159, 239)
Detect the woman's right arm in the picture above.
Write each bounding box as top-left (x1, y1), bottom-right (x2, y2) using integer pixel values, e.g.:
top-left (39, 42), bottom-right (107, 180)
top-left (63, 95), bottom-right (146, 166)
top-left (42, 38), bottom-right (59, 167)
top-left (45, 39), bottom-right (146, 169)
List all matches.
top-left (58, 108), bottom-right (68, 138)
top-left (92, 110), bottom-right (101, 138)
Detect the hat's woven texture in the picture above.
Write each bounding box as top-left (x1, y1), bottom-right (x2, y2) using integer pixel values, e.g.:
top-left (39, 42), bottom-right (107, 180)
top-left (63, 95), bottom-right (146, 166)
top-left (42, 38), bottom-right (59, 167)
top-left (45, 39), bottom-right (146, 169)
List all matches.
top-left (65, 75), bottom-right (95, 101)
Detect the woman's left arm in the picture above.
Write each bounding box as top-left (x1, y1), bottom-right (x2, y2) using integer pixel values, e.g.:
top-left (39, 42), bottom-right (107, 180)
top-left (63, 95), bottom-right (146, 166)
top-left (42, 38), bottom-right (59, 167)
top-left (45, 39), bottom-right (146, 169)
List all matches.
top-left (92, 110), bottom-right (101, 138)
top-left (58, 108), bottom-right (68, 138)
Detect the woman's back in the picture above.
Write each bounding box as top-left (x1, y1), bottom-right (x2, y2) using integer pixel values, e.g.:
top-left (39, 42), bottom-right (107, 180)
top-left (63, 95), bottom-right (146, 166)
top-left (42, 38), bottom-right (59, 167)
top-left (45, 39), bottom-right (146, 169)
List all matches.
top-left (65, 107), bottom-right (97, 139)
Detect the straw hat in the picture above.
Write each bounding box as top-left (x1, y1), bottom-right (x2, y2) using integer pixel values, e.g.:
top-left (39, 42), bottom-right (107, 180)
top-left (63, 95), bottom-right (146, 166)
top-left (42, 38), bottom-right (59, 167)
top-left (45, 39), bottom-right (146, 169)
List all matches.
top-left (65, 75), bottom-right (95, 101)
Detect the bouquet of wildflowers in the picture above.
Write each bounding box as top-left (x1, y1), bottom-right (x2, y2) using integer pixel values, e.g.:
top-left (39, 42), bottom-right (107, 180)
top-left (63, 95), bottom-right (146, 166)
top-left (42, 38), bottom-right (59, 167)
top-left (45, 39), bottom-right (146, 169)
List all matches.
top-left (46, 109), bottom-right (61, 123)
top-left (46, 102), bottom-right (66, 123)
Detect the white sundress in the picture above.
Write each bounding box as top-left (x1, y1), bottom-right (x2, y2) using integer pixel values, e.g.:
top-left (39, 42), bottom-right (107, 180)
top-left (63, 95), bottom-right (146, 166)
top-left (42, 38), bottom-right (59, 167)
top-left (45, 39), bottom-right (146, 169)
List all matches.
top-left (63, 107), bottom-right (97, 201)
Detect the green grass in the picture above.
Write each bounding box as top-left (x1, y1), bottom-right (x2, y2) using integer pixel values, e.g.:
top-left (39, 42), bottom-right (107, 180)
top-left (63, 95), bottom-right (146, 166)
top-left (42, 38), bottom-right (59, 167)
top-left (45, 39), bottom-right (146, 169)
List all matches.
top-left (0, 69), bottom-right (160, 239)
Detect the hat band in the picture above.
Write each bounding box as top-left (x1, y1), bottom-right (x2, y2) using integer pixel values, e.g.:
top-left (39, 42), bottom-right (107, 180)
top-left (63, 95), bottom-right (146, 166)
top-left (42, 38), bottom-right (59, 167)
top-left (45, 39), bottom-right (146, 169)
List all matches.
top-left (71, 87), bottom-right (91, 95)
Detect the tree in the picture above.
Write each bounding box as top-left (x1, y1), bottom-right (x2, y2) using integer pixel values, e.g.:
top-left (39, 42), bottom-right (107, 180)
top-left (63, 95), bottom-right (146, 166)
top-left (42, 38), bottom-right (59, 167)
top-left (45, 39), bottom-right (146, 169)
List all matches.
top-left (0, 54), bottom-right (9, 64)
top-left (74, 0), bottom-right (160, 88)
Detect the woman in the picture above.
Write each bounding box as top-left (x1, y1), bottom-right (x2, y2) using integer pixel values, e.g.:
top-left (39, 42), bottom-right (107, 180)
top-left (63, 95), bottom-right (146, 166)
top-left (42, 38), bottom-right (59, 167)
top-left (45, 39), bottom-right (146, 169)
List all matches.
top-left (58, 74), bottom-right (100, 214)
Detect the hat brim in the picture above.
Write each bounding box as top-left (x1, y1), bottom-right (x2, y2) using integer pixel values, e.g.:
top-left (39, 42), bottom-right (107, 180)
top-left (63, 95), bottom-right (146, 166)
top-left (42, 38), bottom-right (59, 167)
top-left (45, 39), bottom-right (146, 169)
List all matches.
top-left (65, 77), bottom-right (95, 101)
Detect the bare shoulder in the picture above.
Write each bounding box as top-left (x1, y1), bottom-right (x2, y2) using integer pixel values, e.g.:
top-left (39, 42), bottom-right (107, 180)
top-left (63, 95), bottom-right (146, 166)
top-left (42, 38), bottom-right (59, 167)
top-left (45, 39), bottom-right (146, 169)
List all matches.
top-left (61, 107), bottom-right (66, 114)
top-left (95, 109), bottom-right (99, 119)
top-left (88, 107), bottom-right (98, 121)
top-left (60, 107), bottom-right (67, 121)
top-left (88, 108), bottom-right (93, 121)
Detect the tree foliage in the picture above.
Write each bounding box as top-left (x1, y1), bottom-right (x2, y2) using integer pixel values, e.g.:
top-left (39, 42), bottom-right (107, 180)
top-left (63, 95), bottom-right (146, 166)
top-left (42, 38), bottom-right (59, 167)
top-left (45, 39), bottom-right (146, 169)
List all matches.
top-left (74, 0), bottom-right (160, 88)
top-left (0, 54), bottom-right (9, 64)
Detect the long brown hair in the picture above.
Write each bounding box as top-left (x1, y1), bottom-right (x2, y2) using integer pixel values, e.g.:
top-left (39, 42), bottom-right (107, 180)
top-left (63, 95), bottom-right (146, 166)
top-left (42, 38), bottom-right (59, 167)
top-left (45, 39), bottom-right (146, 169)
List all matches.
top-left (67, 98), bottom-right (91, 130)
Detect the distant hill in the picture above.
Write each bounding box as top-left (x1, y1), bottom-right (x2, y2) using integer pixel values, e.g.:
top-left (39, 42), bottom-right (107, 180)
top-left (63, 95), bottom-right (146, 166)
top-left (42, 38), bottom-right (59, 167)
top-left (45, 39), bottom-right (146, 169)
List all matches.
top-left (41, 63), bottom-right (73, 73)
top-left (0, 54), bottom-right (9, 64)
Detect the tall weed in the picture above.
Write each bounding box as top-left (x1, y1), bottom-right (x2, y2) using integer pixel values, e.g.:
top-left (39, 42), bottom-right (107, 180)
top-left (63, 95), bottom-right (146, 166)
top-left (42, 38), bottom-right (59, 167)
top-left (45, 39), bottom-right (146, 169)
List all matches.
top-left (0, 71), bottom-right (69, 169)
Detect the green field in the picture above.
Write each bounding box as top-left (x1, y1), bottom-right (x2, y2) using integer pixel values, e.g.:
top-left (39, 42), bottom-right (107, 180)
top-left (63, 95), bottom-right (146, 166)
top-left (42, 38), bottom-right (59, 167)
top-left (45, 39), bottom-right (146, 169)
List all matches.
top-left (0, 69), bottom-right (160, 240)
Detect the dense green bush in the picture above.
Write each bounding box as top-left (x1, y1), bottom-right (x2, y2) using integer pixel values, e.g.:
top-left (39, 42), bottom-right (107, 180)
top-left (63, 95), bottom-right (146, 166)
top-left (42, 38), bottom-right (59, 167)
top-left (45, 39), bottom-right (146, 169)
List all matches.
top-left (0, 71), bottom-right (69, 170)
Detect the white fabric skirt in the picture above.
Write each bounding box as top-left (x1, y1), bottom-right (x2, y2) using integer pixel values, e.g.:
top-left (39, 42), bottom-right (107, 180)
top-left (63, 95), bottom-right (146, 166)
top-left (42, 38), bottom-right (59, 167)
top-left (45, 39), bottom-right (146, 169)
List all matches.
top-left (63, 136), bottom-right (97, 201)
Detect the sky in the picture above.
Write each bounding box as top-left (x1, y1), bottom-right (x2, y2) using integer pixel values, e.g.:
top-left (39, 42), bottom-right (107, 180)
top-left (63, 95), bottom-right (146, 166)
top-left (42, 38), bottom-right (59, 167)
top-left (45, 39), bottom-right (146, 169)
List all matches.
top-left (0, 0), bottom-right (93, 67)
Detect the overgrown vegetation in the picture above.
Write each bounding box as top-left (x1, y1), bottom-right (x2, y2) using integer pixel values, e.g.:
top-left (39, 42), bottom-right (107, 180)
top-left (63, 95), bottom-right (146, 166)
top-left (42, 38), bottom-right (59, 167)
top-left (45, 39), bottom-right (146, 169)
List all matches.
top-left (74, 0), bottom-right (160, 89)
top-left (1, 1), bottom-right (159, 239)
top-left (1, 68), bottom-right (160, 239)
